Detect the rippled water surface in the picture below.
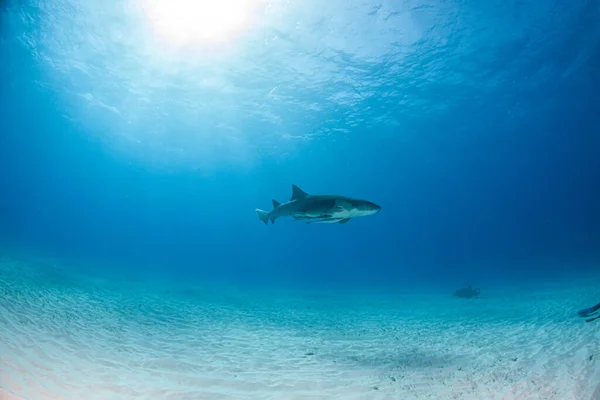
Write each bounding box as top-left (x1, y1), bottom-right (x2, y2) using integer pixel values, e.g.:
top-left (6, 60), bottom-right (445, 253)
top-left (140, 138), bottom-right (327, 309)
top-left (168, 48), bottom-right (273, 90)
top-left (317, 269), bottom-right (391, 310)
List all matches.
top-left (3, 0), bottom-right (598, 168)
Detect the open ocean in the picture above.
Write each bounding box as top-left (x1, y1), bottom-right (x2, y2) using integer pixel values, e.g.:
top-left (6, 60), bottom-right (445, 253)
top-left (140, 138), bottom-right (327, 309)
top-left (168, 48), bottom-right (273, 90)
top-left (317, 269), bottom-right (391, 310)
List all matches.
top-left (1, 0), bottom-right (599, 398)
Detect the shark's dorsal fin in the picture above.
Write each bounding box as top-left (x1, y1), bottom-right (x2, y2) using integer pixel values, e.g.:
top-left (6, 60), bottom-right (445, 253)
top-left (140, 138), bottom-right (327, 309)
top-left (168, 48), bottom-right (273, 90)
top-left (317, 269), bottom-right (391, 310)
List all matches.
top-left (272, 199), bottom-right (281, 208)
top-left (291, 185), bottom-right (309, 201)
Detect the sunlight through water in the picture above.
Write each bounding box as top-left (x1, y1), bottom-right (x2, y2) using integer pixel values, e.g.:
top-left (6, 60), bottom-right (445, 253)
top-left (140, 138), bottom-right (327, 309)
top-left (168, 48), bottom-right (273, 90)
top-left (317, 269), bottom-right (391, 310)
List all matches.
top-left (3, 0), bottom-right (592, 172)
top-left (141, 0), bottom-right (261, 46)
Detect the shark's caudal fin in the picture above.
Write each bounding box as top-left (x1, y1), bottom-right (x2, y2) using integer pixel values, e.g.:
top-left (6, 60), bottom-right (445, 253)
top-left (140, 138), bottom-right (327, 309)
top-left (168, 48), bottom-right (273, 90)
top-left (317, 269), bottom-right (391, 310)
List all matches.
top-left (255, 209), bottom-right (270, 225)
top-left (291, 184), bottom-right (309, 201)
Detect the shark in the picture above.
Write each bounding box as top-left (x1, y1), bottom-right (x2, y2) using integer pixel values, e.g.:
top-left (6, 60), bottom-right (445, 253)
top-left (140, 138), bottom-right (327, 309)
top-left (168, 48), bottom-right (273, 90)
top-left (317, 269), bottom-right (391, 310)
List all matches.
top-left (255, 184), bottom-right (381, 225)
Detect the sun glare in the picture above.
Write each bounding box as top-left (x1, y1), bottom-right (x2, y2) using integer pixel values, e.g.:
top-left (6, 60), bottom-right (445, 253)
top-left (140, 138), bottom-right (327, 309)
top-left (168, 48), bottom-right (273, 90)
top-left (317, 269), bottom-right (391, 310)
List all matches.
top-left (142, 0), bottom-right (259, 46)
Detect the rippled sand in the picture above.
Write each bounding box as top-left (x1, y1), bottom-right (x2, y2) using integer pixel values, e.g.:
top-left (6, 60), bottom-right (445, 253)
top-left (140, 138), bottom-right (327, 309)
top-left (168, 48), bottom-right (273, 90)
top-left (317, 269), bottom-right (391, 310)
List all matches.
top-left (1, 258), bottom-right (599, 399)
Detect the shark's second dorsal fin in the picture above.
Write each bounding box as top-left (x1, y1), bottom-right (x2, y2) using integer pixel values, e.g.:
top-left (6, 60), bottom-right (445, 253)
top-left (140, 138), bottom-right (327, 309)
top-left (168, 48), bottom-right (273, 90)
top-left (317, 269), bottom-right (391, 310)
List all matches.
top-left (291, 184), bottom-right (308, 201)
top-left (272, 199), bottom-right (281, 208)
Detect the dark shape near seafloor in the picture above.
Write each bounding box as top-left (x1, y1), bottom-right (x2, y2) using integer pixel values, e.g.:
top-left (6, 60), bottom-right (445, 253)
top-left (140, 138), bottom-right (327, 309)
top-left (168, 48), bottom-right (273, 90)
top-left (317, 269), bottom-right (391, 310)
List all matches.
top-left (577, 301), bottom-right (600, 323)
top-left (255, 184), bottom-right (381, 225)
top-left (453, 285), bottom-right (481, 299)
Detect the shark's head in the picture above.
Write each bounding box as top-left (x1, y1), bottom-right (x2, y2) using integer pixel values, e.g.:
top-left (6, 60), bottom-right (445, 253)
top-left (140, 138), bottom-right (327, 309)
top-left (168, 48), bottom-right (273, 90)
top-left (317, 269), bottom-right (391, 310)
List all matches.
top-left (350, 200), bottom-right (382, 217)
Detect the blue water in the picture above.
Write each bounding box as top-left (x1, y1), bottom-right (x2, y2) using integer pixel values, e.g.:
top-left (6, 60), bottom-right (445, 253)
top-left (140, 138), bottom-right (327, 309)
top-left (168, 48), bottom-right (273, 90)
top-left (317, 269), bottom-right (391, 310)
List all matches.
top-left (2, 0), bottom-right (598, 287)
top-left (1, 0), bottom-right (600, 398)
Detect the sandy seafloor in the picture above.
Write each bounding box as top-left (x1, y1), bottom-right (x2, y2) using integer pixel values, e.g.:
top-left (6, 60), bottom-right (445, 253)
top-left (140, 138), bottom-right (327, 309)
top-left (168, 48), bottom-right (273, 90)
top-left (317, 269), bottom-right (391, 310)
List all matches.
top-left (1, 257), bottom-right (599, 400)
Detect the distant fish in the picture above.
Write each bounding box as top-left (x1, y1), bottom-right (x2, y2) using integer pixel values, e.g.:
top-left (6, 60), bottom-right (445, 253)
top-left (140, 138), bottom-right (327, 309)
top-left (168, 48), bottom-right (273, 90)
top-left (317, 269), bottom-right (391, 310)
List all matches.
top-left (578, 302), bottom-right (600, 323)
top-left (453, 285), bottom-right (481, 299)
top-left (255, 184), bottom-right (381, 225)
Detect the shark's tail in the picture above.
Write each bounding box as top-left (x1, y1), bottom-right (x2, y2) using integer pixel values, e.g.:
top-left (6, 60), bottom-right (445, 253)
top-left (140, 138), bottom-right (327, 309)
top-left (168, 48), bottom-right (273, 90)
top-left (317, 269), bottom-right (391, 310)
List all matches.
top-left (255, 209), bottom-right (270, 225)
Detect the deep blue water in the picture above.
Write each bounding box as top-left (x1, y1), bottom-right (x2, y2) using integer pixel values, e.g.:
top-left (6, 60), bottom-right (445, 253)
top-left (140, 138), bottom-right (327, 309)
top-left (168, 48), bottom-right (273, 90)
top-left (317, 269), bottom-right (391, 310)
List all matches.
top-left (0, 0), bottom-right (599, 289)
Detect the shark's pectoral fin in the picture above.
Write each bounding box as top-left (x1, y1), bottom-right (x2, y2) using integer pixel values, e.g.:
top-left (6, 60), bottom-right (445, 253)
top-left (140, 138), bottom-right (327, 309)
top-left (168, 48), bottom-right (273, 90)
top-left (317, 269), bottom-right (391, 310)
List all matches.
top-left (339, 218), bottom-right (351, 224)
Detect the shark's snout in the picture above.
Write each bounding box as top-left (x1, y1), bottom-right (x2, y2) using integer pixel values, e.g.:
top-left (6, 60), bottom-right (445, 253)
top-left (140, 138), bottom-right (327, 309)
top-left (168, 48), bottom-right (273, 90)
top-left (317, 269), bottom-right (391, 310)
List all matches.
top-left (368, 201), bottom-right (382, 213)
top-left (358, 201), bottom-right (381, 216)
